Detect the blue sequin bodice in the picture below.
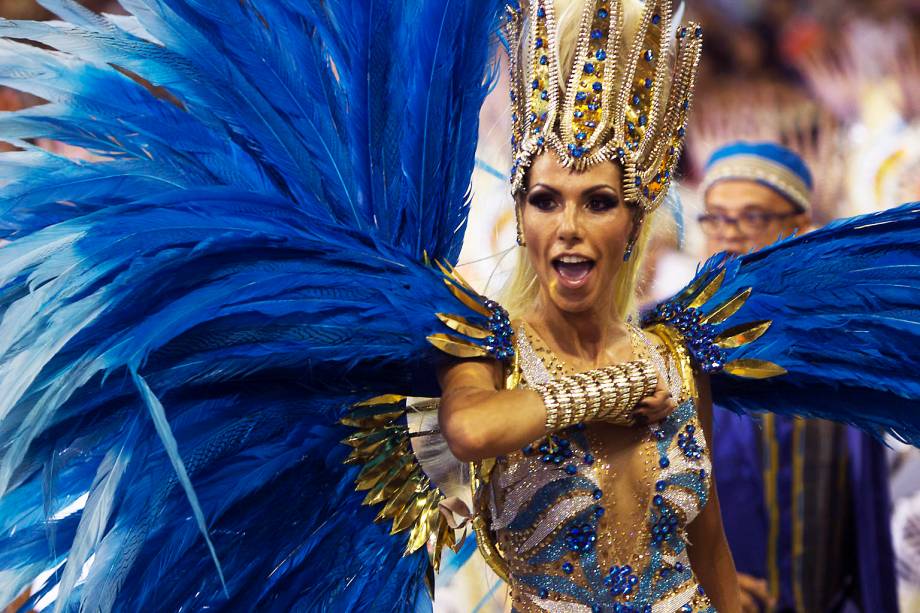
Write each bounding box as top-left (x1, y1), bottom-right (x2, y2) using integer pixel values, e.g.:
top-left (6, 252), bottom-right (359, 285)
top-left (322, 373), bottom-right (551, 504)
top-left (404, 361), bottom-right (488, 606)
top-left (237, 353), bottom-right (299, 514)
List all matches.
top-left (485, 328), bottom-right (715, 613)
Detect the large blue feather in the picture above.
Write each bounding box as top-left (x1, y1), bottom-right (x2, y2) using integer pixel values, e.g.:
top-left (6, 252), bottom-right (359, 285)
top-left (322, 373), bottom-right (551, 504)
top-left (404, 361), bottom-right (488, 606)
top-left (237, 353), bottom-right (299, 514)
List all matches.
top-left (0, 0), bottom-right (505, 610)
top-left (651, 202), bottom-right (920, 443)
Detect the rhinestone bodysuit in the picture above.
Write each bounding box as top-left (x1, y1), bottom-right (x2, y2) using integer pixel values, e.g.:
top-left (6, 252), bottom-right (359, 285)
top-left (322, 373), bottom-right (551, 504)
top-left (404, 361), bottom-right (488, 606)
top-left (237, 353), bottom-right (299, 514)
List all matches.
top-left (485, 325), bottom-right (715, 613)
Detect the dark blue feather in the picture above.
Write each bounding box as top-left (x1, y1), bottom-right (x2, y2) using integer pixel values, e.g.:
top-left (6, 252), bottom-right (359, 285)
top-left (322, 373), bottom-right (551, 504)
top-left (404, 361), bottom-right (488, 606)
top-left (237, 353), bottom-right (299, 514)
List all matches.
top-left (0, 0), bottom-right (505, 609)
top-left (653, 202), bottom-right (920, 444)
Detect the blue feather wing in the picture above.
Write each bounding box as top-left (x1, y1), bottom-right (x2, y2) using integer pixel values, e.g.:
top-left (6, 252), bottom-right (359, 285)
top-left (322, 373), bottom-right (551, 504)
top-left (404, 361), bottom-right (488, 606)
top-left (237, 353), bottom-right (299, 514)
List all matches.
top-left (0, 0), bottom-right (505, 610)
top-left (647, 202), bottom-right (920, 444)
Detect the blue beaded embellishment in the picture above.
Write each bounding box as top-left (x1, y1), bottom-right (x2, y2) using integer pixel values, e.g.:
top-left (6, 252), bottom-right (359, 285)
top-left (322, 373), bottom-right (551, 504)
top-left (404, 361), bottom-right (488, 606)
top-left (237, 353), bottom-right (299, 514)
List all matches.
top-left (677, 424), bottom-right (703, 460)
top-left (604, 564), bottom-right (638, 597)
top-left (566, 522), bottom-right (597, 552)
top-left (644, 302), bottom-right (726, 373)
top-left (483, 299), bottom-right (514, 361)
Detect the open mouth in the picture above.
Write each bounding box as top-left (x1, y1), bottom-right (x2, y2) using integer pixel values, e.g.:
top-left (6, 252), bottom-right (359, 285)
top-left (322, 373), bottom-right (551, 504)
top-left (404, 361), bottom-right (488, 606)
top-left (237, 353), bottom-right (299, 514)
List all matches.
top-left (552, 255), bottom-right (596, 289)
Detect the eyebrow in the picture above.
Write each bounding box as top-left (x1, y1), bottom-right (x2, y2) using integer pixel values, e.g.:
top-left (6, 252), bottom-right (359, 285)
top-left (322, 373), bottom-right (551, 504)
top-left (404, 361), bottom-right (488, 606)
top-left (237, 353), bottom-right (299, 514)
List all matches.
top-left (529, 183), bottom-right (561, 196)
top-left (705, 202), bottom-right (770, 212)
top-left (530, 183), bottom-right (618, 196)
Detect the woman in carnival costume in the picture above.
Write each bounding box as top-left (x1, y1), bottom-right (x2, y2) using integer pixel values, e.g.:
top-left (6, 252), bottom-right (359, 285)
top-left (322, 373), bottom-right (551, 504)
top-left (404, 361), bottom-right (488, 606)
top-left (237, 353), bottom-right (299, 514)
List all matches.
top-left (0, 1), bottom-right (918, 612)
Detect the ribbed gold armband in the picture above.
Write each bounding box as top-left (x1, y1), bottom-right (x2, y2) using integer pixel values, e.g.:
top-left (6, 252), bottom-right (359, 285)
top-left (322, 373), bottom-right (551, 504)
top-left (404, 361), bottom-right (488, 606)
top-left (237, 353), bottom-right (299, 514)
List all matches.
top-left (537, 360), bottom-right (658, 431)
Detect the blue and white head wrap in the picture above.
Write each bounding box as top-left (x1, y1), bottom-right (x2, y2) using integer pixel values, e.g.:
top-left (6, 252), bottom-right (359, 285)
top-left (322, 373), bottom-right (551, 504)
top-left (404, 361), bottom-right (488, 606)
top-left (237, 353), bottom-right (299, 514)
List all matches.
top-left (701, 141), bottom-right (813, 213)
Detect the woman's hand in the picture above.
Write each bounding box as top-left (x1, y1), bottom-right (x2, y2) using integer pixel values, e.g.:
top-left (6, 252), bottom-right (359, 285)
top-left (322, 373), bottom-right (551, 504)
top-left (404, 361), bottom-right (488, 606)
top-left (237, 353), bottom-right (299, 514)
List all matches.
top-left (632, 372), bottom-right (677, 424)
top-left (738, 573), bottom-right (773, 613)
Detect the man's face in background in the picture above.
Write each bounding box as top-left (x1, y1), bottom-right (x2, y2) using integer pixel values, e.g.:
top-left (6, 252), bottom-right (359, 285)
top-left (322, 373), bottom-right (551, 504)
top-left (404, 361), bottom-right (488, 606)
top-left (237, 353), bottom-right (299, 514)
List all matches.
top-left (701, 179), bottom-right (809, 257)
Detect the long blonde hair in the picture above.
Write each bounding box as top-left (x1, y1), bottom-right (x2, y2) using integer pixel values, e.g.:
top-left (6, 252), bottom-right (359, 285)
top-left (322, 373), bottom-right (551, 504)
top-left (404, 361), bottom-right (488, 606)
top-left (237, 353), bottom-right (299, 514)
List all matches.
top-left (499, 0), bottom-right (658, 323)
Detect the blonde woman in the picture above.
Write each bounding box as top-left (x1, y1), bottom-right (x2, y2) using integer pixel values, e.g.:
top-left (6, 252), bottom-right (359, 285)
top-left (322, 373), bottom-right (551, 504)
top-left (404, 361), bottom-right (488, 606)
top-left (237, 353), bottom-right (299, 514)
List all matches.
top-left (439, 1), bottom-right (741, 610)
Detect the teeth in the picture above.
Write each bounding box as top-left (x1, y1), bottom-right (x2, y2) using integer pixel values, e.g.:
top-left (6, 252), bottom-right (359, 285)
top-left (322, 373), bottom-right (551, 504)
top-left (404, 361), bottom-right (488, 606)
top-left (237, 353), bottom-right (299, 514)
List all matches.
top-left (558, 255), bottom-right (591, 264)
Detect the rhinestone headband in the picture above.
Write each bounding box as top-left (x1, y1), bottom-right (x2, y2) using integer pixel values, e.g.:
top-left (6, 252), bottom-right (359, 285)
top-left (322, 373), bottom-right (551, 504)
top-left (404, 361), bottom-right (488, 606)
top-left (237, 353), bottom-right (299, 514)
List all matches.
top-left (506, 0), bottom-right (702, 215)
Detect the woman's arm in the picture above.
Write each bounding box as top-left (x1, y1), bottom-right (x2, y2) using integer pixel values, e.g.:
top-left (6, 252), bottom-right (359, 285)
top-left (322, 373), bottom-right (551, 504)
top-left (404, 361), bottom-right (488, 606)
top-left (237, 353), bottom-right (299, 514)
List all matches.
top-left (686, 373), bottom-right (742, 613)
top-left (437, 355), bottom-right (677, 463)
top-left (437, 358), bottom-right (547, 462)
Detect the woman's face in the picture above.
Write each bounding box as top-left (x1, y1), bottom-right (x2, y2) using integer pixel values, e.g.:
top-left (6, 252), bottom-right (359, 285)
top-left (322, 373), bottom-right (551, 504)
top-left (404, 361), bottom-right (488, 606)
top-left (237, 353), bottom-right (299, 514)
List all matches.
top-left (519, 152), bottom-right (632, 315)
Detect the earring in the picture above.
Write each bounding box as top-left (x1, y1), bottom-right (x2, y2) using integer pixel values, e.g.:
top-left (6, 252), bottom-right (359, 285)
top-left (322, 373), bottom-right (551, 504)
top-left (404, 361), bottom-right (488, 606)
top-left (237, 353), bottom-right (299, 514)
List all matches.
top-left (515, 204), bottom-right (527, 247)
top-left (623, 210), bottom-right (645, 262)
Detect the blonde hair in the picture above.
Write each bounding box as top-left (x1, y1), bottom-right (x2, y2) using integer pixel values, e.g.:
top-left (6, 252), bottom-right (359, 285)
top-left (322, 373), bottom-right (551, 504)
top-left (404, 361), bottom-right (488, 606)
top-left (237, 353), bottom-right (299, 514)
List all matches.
top-left (500, 0), bottom-right (659, 323)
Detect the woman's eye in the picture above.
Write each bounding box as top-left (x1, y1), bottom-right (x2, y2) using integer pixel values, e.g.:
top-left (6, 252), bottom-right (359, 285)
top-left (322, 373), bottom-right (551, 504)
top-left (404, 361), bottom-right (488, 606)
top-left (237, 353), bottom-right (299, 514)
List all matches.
top-left (587, 198), bottom-right (617, 212)
top-left (528, 197), bottom-right (556, 211)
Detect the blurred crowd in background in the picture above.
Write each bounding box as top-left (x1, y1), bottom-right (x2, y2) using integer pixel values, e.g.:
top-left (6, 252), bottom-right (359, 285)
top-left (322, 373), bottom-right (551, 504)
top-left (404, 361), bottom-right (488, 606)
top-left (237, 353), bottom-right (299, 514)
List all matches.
top-left (3, 1), bottom-right (920, 612)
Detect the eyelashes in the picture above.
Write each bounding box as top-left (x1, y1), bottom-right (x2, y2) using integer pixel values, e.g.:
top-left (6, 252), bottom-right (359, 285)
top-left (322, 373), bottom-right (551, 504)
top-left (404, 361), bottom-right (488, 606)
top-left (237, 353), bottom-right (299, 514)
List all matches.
top-left (525, 193), bottom-right (620, 212)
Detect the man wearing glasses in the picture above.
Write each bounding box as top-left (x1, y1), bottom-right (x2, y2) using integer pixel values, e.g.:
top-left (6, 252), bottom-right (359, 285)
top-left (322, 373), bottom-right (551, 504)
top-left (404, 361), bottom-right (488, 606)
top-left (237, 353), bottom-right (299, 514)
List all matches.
top-left (699, 142), bottom-right (897, 613)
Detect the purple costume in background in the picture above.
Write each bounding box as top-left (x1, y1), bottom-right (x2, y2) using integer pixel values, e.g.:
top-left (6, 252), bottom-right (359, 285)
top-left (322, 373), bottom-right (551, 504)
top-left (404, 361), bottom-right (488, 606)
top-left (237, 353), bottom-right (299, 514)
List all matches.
top-left (713, 407), bottom-right (898, 612)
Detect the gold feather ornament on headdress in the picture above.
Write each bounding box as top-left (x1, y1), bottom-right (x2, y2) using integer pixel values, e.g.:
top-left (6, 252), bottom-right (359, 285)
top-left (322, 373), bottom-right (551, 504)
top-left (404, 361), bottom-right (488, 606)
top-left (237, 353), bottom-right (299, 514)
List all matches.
top-left (506, 0), bottom-right (702, 254)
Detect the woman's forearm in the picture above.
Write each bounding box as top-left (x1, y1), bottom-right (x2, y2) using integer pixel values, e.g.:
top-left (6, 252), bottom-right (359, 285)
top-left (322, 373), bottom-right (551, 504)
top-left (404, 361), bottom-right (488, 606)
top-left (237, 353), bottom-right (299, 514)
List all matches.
top-left (687, 506), bottom-right (741, 613)
top-left (439, 386), bottom-right (547, 461)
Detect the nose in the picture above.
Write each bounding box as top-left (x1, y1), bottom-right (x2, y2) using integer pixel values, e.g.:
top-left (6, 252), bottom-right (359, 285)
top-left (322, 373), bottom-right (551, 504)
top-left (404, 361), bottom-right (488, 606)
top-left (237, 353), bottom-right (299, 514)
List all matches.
top-left (557, 201), bottom-right (583, 243)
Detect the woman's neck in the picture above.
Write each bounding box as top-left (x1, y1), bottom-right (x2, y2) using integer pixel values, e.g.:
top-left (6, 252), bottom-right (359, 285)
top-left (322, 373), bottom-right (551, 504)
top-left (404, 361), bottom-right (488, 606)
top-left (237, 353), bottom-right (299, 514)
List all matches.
top-left (526, 300), bottom-right (629, 369)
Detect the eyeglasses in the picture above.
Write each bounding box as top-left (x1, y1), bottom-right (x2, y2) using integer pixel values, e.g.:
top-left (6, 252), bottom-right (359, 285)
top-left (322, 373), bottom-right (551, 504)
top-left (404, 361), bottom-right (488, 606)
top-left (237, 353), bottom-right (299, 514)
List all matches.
top-left (697, 210), bottom-right (799, 236)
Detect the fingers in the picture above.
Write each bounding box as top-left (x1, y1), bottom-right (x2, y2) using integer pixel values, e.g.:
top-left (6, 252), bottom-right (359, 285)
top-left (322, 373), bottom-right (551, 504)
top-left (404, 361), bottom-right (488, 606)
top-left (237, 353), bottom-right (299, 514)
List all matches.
top-left (633, 390), bottom-right (679, 424)
top-left (739, 590), bottom-right (759, 613)
top-left (738, 573), bottom-right (773, 609)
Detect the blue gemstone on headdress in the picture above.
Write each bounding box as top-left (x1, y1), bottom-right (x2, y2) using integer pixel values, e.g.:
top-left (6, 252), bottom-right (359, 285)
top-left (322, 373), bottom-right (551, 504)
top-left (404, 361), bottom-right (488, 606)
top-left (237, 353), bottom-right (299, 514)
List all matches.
top-left (541, 90), bottom-right (549, 100)
top-left (679, 27), bottom-right (688, 38)
top-left (682, 99), bottom-right (690, 110)
top-left (627, 122), bottom-right (635, 133)
top-left (644, 78), bottom-right (653, 89)
top-left (576, 91), bottom-right (587, 101)
top-left (537, 136), bottom-right (545, 146)
top-left (677, 127), bottom-right (686, 137)
top-left (584, 63), bottom-right (595, 74)
top-left (597, 9), bottom-right (608, 19)
top-left (596, 49), bottom-right (607, 61)
top-left (588, 102), bottom-right (600, 111)
top-left (573, 110), bottom-right (584, 118)
top-left (586, 121), bottom-right (597, 128)
top-left (532, 79), bottom-right (540, 90)
top-left (510, 92), bottom-right (516, 102)
top-left (644, 50), bottom-right (654, 61)
top-left (639, 115), bottom-right (648, 126)
top-left (591, 29), bottom-right (603, 39)
top-left (537, 6), bottom-right (546, 18)
top-left (632, 94), bottom-right (641, 105)
top-left (635, 177), bottom-right (642, 186)
top-left (576, 132), bottom-right (586, 140)
top-left (540, 55), bottom-right (548, 65)
top-left (536, 37), bottom-right (544, 49)
top-left (652, 14), bottom-right (661, 25)
top-left (541, 112), bottom-right (548, 120)
top-left (593, 82), bottom-right (603, 92)
top-left (695, 26), bottom-right (703, 38)
top-left (530, 112), bottom-right (537, 121)
top-left (572, 146), bottom-right (585, 158)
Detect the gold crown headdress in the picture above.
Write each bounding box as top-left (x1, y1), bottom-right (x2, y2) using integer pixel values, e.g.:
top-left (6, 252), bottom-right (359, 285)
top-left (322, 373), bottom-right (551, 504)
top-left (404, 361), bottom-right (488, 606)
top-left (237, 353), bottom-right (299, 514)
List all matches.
top-left (506, 0), bottom-right (702, 220)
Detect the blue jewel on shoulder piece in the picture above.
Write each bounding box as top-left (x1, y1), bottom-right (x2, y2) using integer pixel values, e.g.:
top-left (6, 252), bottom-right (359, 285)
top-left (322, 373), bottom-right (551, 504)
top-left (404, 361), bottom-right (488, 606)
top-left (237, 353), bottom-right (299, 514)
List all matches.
top-left (642, 265), bottom-right (786, 379)
top-left (426, 260), bottom-right (516, 362)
